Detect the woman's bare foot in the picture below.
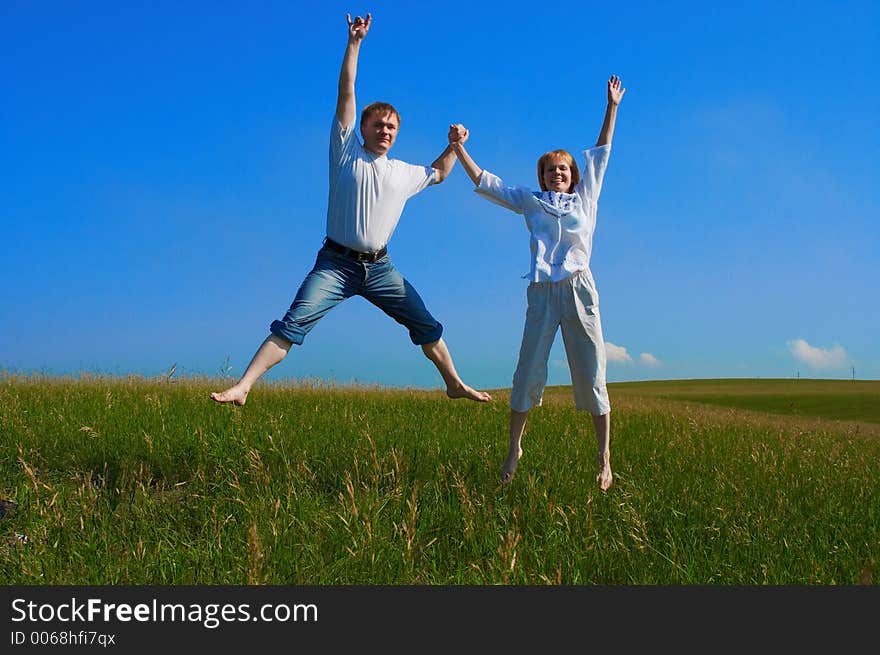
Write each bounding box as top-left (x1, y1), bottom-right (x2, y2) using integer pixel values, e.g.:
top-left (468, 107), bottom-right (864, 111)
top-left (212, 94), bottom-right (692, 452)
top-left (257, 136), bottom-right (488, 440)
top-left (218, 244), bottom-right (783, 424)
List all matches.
top-left (596, 451), bottom-right (613, 491)
top-left (501, 446), bottom-right (523, 484)
top-left (446, 383), bottom-right (492, 402)
top-left (210, 384), bottom-right (249, 406)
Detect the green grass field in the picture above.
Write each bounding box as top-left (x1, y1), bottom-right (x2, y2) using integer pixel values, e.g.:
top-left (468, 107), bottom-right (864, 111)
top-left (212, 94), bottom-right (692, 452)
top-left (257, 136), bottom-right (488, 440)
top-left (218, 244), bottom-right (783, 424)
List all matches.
top-left (613, 378), bottom-right (880, 424)
top-left (1, 374), bottom-right (878, 585)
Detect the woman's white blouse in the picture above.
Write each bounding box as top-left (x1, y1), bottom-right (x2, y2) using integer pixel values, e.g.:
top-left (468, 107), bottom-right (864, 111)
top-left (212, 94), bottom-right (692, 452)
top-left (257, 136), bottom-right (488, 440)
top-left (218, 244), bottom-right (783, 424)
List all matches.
top-left (475, 145), bottom-right (611, 283)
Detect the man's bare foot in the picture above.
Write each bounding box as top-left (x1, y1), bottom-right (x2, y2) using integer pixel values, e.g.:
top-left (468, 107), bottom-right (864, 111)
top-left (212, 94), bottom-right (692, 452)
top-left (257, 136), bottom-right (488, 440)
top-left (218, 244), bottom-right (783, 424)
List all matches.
top-left (501, 446), bottom-right (523, 484)
top-left (596, 451), bottom-right (613, 491)
top-left (210, 384), bottom-right (249, 406)
top-left (446, 383), bottom-right (492, 402)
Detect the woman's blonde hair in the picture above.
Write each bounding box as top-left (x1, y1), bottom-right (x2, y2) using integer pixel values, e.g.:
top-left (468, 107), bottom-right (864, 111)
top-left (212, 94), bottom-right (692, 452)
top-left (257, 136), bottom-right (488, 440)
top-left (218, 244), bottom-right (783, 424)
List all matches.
top-left (537, 150), bottom-right (580, 193)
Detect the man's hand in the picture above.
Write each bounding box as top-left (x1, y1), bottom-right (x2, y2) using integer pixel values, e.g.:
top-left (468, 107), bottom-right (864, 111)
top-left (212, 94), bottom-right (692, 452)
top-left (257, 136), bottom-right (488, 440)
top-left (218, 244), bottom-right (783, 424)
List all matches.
top-left (448, 123), bottom-right (469, 148)
top-left (337, 13), bottom-right (371, 127)
top-left (607, 75), bottom-right (626, 106)
top-left (347, 13), bottom-right (372, 43)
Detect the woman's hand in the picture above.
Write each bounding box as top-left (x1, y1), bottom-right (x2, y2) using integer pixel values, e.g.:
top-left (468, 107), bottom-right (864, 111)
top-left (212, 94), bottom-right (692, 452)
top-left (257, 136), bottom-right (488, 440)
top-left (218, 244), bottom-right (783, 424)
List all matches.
top-left (607, 75), bottom-right (626, 105)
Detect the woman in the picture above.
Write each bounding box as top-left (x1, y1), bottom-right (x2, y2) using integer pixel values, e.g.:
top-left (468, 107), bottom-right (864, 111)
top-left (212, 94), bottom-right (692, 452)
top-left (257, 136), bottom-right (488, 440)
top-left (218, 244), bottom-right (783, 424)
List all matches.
top-left (449, 75), bottom-right (625, 490)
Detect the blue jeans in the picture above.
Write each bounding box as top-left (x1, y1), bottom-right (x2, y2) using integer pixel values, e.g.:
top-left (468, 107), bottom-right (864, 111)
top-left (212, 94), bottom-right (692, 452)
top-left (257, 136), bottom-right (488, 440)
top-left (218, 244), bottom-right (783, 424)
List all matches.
top-left (270, 246), bottom-right (444, 346)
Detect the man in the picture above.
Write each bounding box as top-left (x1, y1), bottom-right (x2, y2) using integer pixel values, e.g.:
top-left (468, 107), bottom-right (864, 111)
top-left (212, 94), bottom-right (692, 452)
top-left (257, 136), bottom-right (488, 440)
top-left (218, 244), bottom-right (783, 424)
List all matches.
top-left (211, 13), bottom-right (490, 406)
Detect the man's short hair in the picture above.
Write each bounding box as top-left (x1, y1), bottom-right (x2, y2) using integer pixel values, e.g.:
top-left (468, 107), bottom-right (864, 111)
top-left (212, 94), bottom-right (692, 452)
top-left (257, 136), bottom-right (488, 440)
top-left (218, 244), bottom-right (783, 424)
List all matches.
top-left (360, 102), bottom-right (401, 128)
top-left (537, 149), bottom-right (581, 193)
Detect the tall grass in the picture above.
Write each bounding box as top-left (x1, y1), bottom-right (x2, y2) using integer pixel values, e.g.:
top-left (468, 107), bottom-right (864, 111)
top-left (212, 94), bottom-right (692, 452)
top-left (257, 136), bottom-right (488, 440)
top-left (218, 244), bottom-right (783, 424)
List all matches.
top-left (1, 374), bottom-right (877, 584)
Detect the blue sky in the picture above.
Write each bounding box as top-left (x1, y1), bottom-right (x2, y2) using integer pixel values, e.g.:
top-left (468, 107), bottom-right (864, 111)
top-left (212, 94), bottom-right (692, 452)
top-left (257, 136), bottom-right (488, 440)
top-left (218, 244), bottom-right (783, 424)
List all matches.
top-left (2, 1), bottom-right (878, 389)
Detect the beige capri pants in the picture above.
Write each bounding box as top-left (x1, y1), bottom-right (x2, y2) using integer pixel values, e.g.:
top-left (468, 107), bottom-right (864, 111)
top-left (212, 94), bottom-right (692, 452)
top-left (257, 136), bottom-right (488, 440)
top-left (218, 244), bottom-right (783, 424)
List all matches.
top-left (510, 270), bottom-right (611, 415)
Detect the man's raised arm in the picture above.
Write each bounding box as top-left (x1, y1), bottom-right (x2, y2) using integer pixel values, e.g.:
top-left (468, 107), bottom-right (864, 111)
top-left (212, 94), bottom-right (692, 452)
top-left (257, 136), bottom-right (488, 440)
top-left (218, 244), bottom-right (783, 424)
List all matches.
top-left (336, 13), bottom-right (371, 128)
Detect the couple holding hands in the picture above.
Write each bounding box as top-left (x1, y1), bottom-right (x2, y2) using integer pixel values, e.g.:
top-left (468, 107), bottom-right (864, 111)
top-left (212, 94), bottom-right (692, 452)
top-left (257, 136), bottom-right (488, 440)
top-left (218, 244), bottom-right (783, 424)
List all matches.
top-left (212, 13), bottom-right (625, 491)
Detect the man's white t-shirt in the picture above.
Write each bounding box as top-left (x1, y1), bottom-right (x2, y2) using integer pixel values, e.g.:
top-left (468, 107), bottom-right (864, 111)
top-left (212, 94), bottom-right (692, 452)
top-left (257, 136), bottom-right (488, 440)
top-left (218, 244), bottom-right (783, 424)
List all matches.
top-left (326, 116), bottom-right (436, 253)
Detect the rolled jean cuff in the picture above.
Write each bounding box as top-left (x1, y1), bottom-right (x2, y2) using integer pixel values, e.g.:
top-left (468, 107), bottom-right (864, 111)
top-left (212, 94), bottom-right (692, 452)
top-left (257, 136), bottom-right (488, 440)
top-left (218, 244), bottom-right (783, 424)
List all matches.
top-left (410, 321), bottom-right (443, 346)
top-left (269, 320), bottom-right (305, 346)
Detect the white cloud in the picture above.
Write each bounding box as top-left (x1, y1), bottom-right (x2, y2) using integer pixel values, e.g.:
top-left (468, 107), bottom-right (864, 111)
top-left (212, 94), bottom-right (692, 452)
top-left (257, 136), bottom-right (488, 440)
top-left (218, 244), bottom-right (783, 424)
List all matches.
top-left (605, 342), bottom-right (632, 363)
top-left (639, 353), bottom-right (662, 367)
top-left (787, 339), bottom-right (848, 369)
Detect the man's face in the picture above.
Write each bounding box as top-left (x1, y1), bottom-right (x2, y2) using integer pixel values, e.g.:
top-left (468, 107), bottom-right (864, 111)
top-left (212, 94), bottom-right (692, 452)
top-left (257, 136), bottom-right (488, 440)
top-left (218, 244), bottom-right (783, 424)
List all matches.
top-left (361, 111), bottom-right (399, 155)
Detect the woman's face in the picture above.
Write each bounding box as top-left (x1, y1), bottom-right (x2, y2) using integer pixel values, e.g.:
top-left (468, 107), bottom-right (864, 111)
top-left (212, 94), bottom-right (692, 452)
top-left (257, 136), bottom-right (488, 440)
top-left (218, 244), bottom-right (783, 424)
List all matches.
top-left (542, 157), bottom-right (572, 193)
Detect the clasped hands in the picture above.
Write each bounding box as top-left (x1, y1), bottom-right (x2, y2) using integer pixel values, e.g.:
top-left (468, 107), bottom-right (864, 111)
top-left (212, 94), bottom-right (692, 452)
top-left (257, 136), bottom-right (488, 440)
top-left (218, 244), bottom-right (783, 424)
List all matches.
top-left (448, 123), bottom-right (469, 149)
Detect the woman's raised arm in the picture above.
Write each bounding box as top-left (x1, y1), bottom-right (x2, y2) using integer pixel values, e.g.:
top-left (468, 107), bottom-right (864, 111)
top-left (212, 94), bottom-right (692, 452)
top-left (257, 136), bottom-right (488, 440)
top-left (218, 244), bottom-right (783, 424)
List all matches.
top-left (596, 75), bottom-right (626, 147)
top-left (448, 124), bottom-right (484, 186)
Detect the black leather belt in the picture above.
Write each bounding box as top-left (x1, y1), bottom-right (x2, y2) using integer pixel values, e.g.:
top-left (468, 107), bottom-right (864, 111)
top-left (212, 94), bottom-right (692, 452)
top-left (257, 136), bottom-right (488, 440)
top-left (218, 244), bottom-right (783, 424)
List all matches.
top-left (323, 238), bottom-right (387, 263)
